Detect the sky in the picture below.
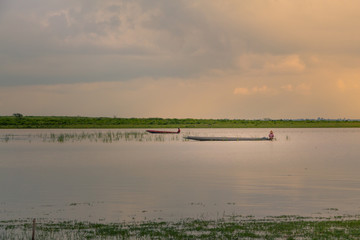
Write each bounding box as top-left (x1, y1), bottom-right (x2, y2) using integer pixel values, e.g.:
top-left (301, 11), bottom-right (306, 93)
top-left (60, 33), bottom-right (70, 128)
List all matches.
top-left (1, 0), bottom-right (360, 119)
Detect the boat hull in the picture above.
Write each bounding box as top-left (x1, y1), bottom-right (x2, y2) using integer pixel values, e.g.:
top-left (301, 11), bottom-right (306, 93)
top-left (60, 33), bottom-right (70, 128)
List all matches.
top-left (184, 136), bottom-right (271, 141)
top-left (146, 129), bottom-right (180, 134)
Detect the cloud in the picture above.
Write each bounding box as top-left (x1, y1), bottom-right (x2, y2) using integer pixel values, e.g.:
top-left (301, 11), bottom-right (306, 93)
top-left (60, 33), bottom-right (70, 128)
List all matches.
top-left (236, 54), bottom-right (306, 75)
top-left (337, 79), bottom-right (360, 92)
top-left (234, 83), bottom-right (311, 96)
top-left (281, 84), bottom-right (293, 92)
top-left (233, 87), bottom-right (250, 95)
top-left (280, 83), bottom-right (312, 95)
top-left (264, 55), bottom-right (305, 73)
top-left (2, 1), bottom-right (360, 118)
top-left (1, 0), bottom-right (230, 86)
top-left (2, 0), bottom-right (360, 86)
top-left (233, 85), bottom-right (273, 95)
top-left (0, 73), bottom-right (359, 119)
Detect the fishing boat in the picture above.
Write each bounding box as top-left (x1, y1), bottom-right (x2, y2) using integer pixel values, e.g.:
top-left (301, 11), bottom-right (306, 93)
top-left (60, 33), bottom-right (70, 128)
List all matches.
top-left (184, 136), bottom-right (271, 141)
top-left (146, 128), bottom-right (181, 134)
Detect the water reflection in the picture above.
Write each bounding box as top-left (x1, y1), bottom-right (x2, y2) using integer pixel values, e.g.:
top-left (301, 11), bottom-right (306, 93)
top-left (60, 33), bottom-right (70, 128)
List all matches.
top-left (1, 128), bottom-right (360, 223)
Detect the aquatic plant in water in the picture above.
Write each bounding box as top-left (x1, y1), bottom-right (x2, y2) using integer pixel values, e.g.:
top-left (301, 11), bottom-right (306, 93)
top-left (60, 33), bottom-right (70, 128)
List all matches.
top-left (2, 215), bottom-right (360, 239)
top-left (0, 131), bottom-right (182, 143)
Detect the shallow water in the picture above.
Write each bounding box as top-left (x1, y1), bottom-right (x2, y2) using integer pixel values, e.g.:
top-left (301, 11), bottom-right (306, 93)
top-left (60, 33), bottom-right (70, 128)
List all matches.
top-left (1, 128), bottom-right (360, 222)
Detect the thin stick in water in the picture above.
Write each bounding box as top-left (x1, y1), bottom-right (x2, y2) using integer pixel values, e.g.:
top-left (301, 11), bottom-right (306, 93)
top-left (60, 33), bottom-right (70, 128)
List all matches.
top-left (32, 218), bottom-right (36, 240)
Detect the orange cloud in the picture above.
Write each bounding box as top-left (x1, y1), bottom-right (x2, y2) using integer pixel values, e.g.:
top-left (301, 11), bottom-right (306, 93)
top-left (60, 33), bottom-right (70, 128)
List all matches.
top-left (264, 55), bottom-right (305, 73)
top-left (233, 85), bottom-right (274, 95)
top-left (233, 87), bottom-right (250, 95)
top-left (236, 54), bottom-right (305, 75)
top-left (336, 78), bottom-right (360, 93)
top-left (281, 84), bottom-right (293, 92)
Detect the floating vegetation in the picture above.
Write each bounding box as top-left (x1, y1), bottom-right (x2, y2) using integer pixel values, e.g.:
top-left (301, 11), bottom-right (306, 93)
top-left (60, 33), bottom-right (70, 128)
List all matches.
top-left (0, 131), bottom-right (182, 143)
top-left (43, 131), bottom-right (150, 143)
top-left (69, 202), bottom-right (91, 207)
top-left (2, 215), bottom-right (360, 239)
top-left (0, 134), bottom-right (32, 142)
top-left (325, 208), bottom-right (339, 211)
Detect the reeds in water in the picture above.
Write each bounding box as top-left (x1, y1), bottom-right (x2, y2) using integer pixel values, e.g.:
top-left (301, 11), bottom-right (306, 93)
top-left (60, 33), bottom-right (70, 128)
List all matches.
top-left (0, 131), bottom-right (181, 143)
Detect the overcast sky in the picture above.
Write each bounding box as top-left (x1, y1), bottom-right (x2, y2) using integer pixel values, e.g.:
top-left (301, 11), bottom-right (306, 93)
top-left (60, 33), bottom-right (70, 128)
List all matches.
top-left (1, 0), bottom-right (360, 119)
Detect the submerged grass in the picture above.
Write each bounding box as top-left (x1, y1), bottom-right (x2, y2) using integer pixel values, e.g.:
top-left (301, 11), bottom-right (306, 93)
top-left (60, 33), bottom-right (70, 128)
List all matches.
top-left (2, 216), bottom-right (360, 239)
top-left (0, 131), bottom-right (177, 143)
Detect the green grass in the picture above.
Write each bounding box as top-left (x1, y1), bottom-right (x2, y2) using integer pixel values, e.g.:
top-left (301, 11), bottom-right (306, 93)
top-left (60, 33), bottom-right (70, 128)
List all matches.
top-left (2, 216), bottom-right (360, 239)
top-left (1, 116), bottom-right (360, 128)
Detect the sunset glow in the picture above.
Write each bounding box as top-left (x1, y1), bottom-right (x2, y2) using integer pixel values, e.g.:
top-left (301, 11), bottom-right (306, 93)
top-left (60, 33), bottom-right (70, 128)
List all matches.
top-left (1, 0), bottom-right (360, 118)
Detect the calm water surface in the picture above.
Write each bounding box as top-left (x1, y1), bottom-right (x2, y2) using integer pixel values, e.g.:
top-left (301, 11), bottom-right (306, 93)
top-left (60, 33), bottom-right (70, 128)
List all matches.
top-left (1, 128), bottom-right (360, 222)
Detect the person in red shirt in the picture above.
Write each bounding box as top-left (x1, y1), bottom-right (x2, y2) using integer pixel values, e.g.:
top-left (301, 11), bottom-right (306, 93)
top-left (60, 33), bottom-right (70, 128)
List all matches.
top-left (269, 130), bottom-right (274, 140)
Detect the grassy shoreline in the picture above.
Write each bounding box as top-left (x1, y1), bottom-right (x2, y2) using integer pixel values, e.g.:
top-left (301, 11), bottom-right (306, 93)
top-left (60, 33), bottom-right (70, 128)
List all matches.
top-left (2, 215), bottom-right (360, 239)
top-left (1, 116), bottom-right (360, 128)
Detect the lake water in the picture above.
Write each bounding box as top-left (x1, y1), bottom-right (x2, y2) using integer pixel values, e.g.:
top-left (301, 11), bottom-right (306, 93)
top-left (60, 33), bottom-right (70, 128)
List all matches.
top-left (1, 128), bottom-right (360, 222)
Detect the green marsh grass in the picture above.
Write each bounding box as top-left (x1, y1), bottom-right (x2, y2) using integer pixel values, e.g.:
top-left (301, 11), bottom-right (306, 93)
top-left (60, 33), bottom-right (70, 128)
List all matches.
top-left (2, 116), bottom-right (360, 128)
top-left (2, 215), bottom-right (360, 239)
